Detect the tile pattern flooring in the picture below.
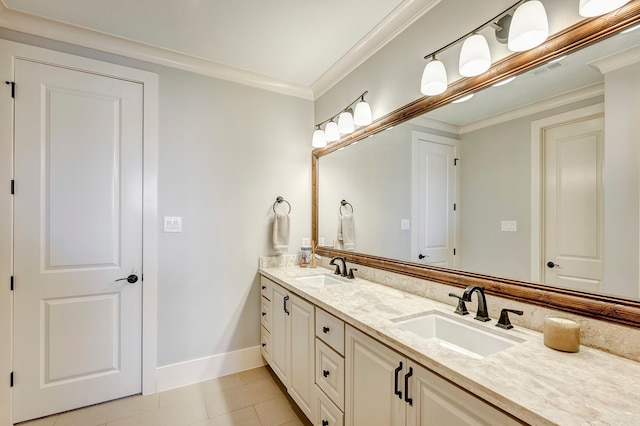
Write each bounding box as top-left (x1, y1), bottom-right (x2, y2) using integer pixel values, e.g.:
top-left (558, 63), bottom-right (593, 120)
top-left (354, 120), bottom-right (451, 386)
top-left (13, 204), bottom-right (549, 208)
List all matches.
top-left (17, 367), bottom-right (312, 426)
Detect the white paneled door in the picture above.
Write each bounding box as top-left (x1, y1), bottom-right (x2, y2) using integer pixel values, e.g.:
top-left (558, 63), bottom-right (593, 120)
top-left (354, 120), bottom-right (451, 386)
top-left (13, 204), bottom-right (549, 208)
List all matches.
top-left (543, 115), bottom-right (604, 292)
top-left (12, 59), bottom-right (143, 423)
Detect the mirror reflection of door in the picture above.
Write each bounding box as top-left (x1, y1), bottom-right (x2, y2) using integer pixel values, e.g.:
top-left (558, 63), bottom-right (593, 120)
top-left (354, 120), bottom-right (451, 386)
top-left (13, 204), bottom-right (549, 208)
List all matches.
top-left (412, 132), bottom-right (459, 267)
top-left (541, 111), bottom-right (604, 292)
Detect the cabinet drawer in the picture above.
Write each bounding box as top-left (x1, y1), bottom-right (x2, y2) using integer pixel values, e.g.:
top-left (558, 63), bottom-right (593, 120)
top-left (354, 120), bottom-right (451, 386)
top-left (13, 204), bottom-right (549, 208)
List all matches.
top-left (260, 296), bottom-right (271, 330)
top-left (316, 308), bottom-right (345, 355)
top-left (316, 339), bottom-right (345, 410)
top-left (315, 384), bottom-right (344, 426)
top-left (260, 276), bottom-right (273, 300)
top-left (260, 326), bottom-right (270, 362)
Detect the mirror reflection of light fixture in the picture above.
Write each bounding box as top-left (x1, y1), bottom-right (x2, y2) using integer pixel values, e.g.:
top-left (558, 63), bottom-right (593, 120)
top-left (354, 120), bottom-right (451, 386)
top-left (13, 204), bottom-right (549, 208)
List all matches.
top-left (312, 126), bottom-right (327, 148)
top-left (459, 34), bottom-right (492, 77)
top-left (508, 0), bottom-right (549, 52)
top-left (313, 91), bottom-right (372, 146)
top-left (579, 0), bottom-right (630, 17)
top-left (492, 76), bottom-right (516, 87)
top-left (452, 93), bottom-right (474, 103)
top-left (421, 56), bottom-right (448, 96)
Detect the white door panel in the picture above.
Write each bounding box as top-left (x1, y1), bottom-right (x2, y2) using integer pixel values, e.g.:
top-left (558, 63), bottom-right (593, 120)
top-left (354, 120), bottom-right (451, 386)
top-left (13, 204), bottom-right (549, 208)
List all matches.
top-left (543, 115), bottom-right (604, 292)
top-left (13, 59), bottom-right (143, 423)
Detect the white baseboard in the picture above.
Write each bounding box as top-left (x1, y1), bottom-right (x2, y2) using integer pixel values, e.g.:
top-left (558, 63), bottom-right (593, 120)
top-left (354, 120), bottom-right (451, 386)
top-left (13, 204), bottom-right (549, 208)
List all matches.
top-left (156, 346), bottom-right (266, 392)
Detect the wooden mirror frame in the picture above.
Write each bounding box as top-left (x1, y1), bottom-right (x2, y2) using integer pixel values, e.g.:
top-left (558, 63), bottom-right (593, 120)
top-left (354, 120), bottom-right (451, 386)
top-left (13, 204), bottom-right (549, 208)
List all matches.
top-left (312, 3), bottom-right (640, 328)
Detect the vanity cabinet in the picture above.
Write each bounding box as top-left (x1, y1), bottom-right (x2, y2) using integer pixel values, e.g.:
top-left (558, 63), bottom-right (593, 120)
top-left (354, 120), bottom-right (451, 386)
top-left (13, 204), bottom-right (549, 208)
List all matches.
top-left (345, 325), bottom-right (521, 426)
top-left (264, 277), bottom-right (315, 420)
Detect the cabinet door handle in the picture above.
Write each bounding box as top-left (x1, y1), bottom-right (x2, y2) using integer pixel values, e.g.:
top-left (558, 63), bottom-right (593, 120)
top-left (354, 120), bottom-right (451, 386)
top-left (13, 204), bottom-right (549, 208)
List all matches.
top-left (322, 420), bottom-right (329, 426)
top-left (322, 326), bottom-right (330, 333)
top-left (283, 295), bottom-right (290, 315)
top-left (404, 367), bottom-right (413, 406)
top-left (394, 361), bottom-right (403, 399)
top-left (323, 369), bottom-right (330, 378)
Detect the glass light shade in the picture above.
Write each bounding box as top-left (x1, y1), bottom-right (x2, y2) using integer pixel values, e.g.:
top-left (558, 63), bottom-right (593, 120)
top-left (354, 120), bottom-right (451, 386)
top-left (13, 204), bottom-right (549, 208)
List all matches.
top-left (312, 129), bottom-right (326, 148)
top-left (508, 0), bottom-right (549, 52)
top-left (420, 59), bottom-right (448, 96)
top-left (338, 111), bottom-right (355, 134)
top-left (324, 121), bottom-right (340, 142)
top-left (459, 34), bottom-right (491, 77)
top-left (579, 0), bottom-right (630, 17)
top-left (353, 101), bottom-right (372, 126)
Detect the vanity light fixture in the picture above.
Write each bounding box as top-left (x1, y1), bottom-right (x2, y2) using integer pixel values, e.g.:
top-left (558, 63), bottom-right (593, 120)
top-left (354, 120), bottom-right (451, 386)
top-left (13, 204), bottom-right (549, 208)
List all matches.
top-left (312, 91), bottom-right (371, 147)
top-left (508, 0), bottom-right (549, 52)
top-left (420, 55), bottom-right (448, 96)
top-left (459, 34), bottom-right (492, 77)
top-left (579, 0), bottom-right (630, 17)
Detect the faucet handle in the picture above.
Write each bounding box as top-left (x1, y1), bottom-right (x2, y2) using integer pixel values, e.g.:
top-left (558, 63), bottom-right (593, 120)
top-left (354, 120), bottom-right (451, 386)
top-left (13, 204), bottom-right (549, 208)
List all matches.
top-left (348, 268), bottom-right (358, 279)
top-left (496, 309), bottom-right (523, 329)
top-left (448, 293), bottom-right (469, 316)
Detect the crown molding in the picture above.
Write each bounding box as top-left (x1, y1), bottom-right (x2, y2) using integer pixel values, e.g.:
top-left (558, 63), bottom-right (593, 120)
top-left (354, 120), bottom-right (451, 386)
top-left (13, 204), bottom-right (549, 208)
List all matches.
top-left (589, 44), bottom-right (640, 74)
top-left (459, 82), bottom-right (604, 134)
top-left (310, 0), bottom-right (442, 98)
top-left (0, 6), bottom-right (314, 100)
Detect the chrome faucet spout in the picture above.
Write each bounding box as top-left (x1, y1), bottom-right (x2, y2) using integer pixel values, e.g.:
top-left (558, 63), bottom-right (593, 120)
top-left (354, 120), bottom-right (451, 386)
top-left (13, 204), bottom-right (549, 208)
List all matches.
top-left (329, 256), bottom-right (348, 277)
top-left (462, 285), bottom-right (491, 322)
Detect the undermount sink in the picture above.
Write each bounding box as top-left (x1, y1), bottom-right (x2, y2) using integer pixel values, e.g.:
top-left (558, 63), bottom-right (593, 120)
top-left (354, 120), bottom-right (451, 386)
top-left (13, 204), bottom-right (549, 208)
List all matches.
top-left (392, 311), bottom-right (523, 359)
top-left (296, 274), bottom-right (344, 287)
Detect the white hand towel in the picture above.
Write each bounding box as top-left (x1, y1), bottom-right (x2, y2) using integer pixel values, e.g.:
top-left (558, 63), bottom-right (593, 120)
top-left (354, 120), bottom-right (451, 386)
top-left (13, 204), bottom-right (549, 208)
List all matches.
top-left (272, 212), bottom-right (290, 254)
top-left (338, 212), bottom-right (356, 251)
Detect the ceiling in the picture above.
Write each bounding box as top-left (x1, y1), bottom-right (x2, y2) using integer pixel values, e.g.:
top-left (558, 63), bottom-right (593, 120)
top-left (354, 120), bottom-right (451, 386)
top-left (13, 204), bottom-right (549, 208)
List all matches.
top-left (0, 0), bottom-right (442, 98)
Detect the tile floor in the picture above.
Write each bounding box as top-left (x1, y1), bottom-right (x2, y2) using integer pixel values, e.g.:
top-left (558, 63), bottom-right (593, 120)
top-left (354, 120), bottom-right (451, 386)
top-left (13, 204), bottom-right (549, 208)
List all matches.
top-left (17, 367), bottom-right (312, 426)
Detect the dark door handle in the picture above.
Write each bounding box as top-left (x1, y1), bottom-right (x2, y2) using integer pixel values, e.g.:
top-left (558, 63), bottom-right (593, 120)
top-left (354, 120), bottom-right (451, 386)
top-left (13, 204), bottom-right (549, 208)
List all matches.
top-left (418, 254), bottom-right (430, 259)
top-left (394, 361), bottom-right (403, 399)
top-left (116, 274), bottom-right (138, 284)
top-left (547, 261), bottom-right (560, 268)
top-left (404, 367), bottom-right (413, 406)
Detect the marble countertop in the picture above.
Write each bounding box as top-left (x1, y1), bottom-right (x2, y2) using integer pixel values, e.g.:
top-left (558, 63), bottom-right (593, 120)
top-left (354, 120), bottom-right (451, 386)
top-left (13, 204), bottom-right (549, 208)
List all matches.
top-left (259, 265), bottom-right (640, 426)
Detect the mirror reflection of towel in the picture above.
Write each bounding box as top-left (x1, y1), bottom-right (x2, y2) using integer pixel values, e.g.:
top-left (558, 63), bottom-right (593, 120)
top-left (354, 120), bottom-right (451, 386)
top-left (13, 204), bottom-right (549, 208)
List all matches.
top-left (338, 213), bottom-right (355, 251)
top-left (273, 212), bottom-right (290, 254)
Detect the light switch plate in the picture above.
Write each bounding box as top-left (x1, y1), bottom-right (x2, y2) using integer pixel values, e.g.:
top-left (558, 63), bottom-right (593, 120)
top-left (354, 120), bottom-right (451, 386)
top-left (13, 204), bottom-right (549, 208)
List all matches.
top-left (164, 216), bottom-right (182, 232)
top-left (401, 219), bottom-right (410, 230)
top-left (501, 220), bottom-right (517, 232)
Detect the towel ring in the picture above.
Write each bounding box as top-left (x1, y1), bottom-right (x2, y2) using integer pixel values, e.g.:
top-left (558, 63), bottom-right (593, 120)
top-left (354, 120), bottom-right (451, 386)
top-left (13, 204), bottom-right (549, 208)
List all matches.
top-left (273, 196), bottom-right (291, 214)
top-left (339, 199), bottom-right (354, 216)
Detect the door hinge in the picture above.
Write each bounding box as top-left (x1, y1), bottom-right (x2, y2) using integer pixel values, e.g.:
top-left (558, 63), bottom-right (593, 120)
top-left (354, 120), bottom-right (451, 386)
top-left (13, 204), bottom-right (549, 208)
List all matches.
top-left (454, 248), bottom-right (457, 255)
top-left (5, 81), bottom-right (15, 98)
top-left (10, 180), bottom-right (14, 195)
top-left (10, 276), bottom-right (13, 291)
top-left (10, 372), bottom-right (13, 387)
top-left (454, 158), bottom-right (459, 166)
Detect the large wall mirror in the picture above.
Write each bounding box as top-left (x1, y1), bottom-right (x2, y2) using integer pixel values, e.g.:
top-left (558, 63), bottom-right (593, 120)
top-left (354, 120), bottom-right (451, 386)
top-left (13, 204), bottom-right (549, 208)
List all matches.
top-left (313, 4), bottom-right (640, 327)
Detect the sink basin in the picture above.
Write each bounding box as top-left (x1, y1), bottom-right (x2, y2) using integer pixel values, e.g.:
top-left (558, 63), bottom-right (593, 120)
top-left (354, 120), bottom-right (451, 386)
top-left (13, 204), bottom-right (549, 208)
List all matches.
top-left (392, 311), bottom-right (523, 359)
top-left (296, 274), bottom-right (344, 287)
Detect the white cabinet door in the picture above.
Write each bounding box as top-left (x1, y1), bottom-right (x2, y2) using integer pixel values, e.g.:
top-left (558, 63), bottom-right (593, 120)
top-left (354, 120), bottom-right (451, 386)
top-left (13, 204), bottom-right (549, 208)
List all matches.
top-left (270, 284), bottom-right (289, 386)
top-left (345, 326), bottom-right (406, 426)
top-left (288, 293), bottom-right (315, 419)
top-left (406, 361), bottom-right (520, 426)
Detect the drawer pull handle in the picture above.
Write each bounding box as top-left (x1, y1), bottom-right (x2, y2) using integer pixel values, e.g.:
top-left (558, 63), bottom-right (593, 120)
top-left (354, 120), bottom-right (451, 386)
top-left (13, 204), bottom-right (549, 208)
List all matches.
top-left (322, 326), bottom-right (330, 333)
top-left (322, 370), bottom-right (330, 378)
top-left (262, 312), bottom-right (266, 316)
top-left (261, 343), bottom-right (266, 347)
top-left (322, 421), bottom-right (329, 426)
top-left (261, 285), bottom-right (266, 290)
top-left (394, 361), bottom-right (403, 399)
top-left (404, 367), bottom-right (413, 406)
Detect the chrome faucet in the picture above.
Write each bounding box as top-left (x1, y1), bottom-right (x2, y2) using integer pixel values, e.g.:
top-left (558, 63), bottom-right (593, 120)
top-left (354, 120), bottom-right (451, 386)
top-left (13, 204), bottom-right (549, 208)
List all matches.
top-left (461, 286), bottom-right (491, 322)
top-left (329, 256), bottom-right (347, 277)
